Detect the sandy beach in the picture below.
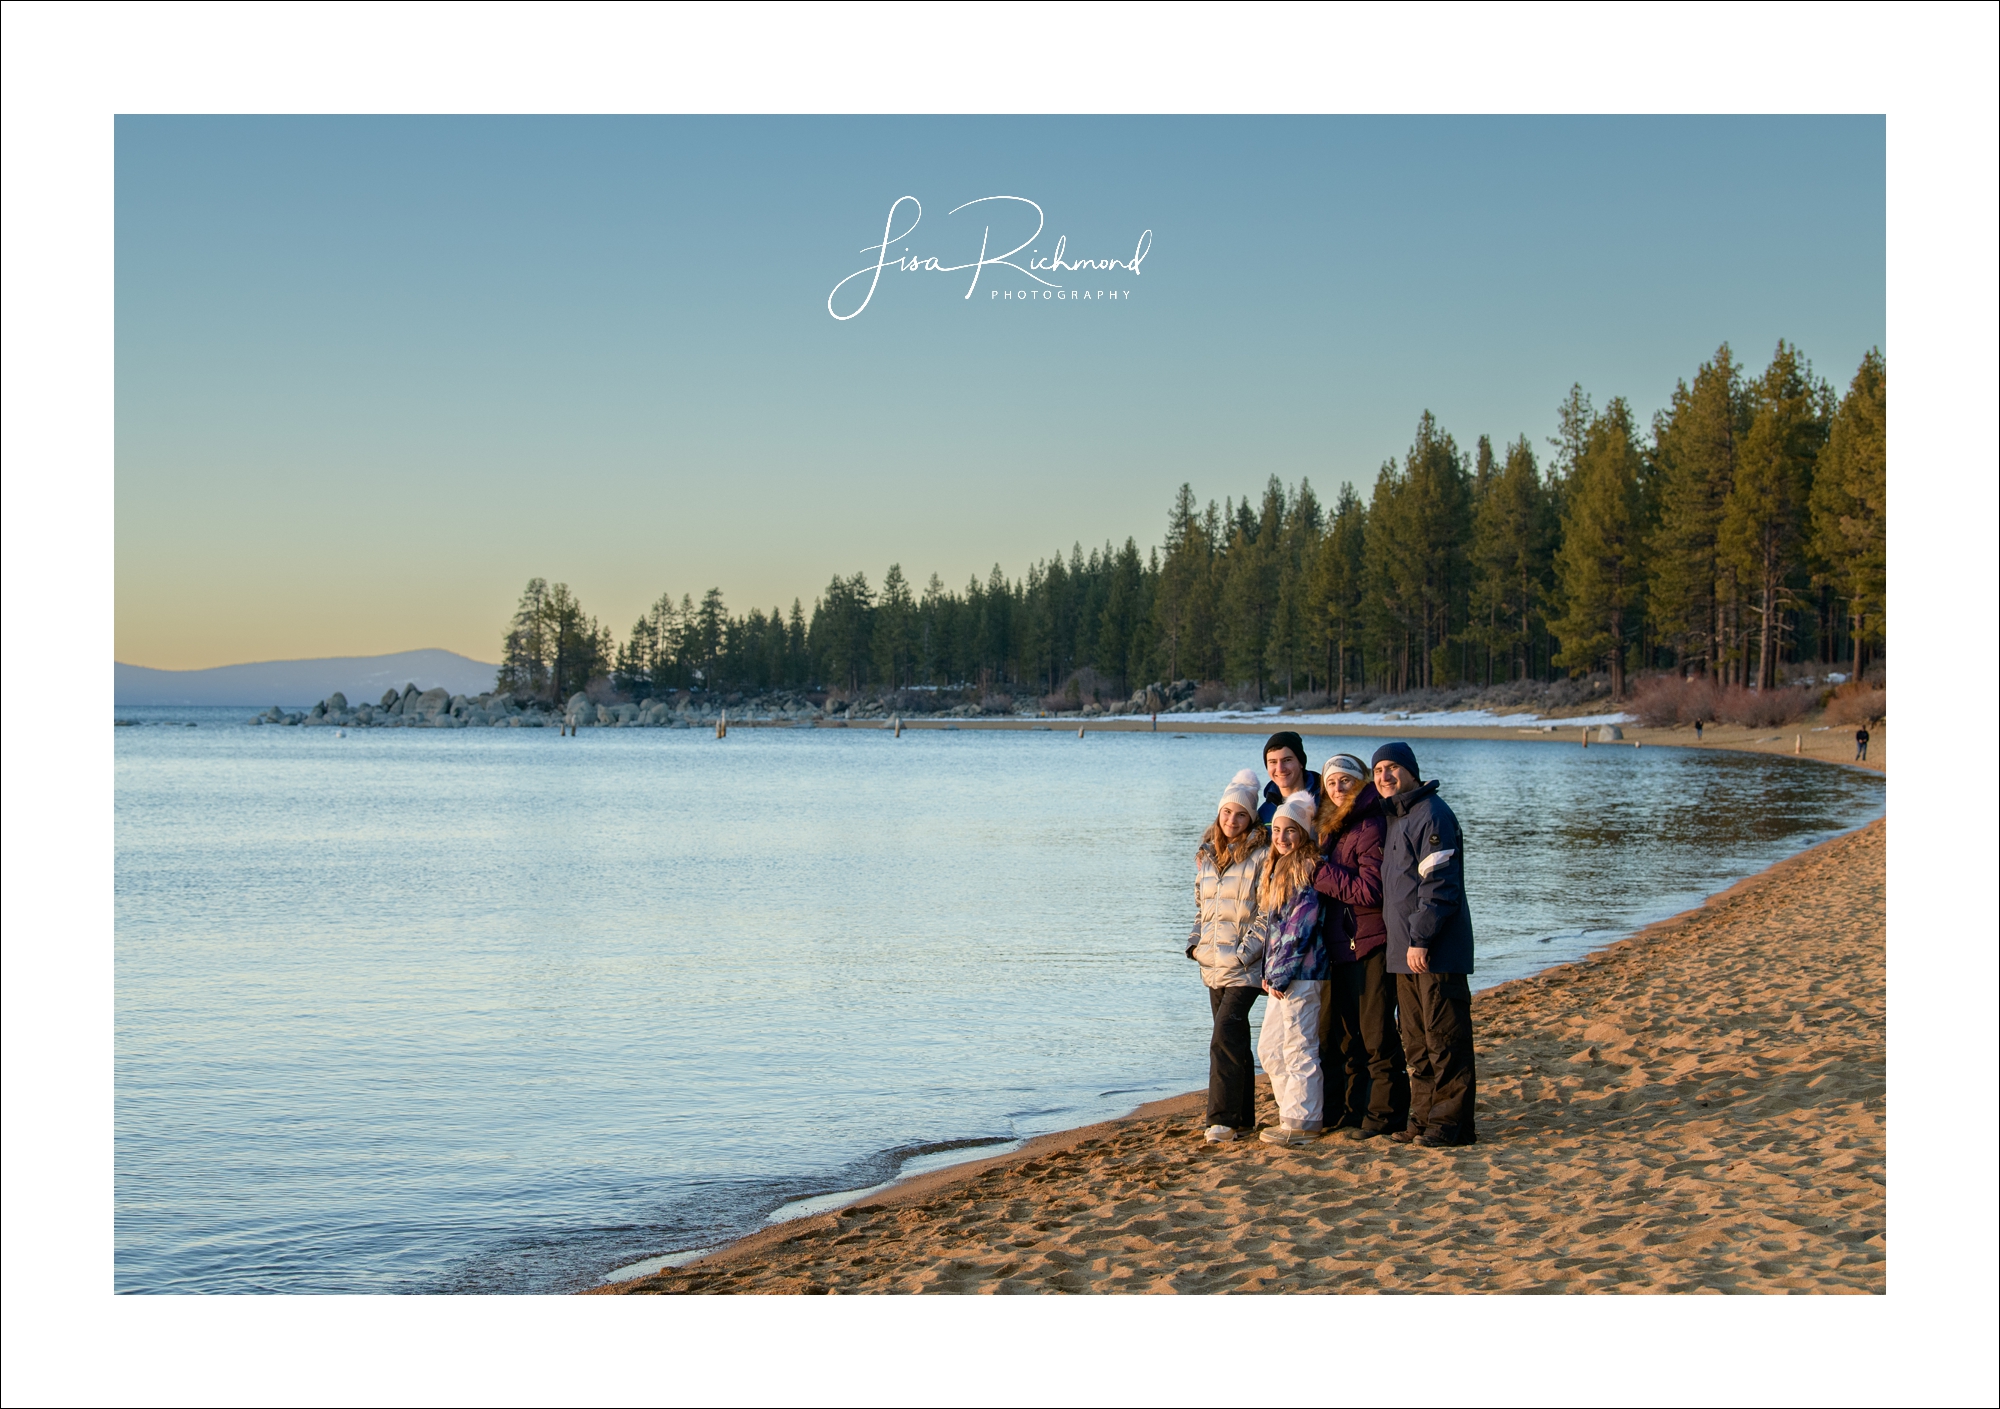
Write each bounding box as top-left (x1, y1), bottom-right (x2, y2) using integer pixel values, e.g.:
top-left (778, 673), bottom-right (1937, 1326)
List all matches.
top-left (602, 812), bottom-right (1886, 1295)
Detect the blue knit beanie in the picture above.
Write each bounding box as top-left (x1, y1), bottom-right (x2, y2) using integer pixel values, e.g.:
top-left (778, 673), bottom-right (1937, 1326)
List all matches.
top-left (1369, 740), bottom-right (1420, 780)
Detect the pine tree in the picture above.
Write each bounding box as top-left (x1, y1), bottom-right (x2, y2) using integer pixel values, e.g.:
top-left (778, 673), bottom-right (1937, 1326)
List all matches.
top-left (1363, 414), bottom-right (1472, 691)
top-left (1094, 538), bottom-right (1147, 696)
top-left (539, 582), bottom-right (608, 703)
top-left (1311, 482), bottom-right (1367, 706)
top-left (1546, 383), bottom-right (1594, 524)
top-left (810, 573), bottom-right (874, 692)
top-left (873, 564), bottom-right (915, 689)
top-left (1153, 484), bottom-right (1211, 682)
top-left (1552, 399), bottom-right (1645, 698)
top-left (1263, 479), bottom-right (1322, 699)
top-left (498, 578), bottom-right (552, 696)
top-left (1219, 478), bottom-right (1285, 694)
top-left (1809, 348), bottom-right (1886, 680)
top-left (1722, 342), bottom-right (1830, 690)
top-left (1647, 346), bottom-right (1745, 677)
top-left (1471, 436), bottom-right (1555, 683)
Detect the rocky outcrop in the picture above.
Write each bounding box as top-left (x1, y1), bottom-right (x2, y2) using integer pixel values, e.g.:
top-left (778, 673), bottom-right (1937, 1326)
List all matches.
top-left (1122, 679), bottom-right (1199, 714)
top-left (257, 680), bottom-right (1100, 729)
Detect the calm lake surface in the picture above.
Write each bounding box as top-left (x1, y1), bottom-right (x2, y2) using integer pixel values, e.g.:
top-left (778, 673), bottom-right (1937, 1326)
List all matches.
top-left (114, 711), bottom-right (1883, 1293)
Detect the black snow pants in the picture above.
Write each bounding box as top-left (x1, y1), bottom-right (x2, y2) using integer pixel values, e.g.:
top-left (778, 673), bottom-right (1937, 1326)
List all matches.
top-left (1207, 985), bottom-right (1261, 1128)
top-left (1325, 949), bottom-right (1410, 1133)
top-left (1396, 970), bottom-right (1477, 1143)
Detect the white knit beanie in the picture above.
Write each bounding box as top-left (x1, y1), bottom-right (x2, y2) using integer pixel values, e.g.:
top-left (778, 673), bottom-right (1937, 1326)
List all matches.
top-left (1218, 769), bottom-right (1260, 824)
top-left (1271, 790), bottom-right (1318, 839)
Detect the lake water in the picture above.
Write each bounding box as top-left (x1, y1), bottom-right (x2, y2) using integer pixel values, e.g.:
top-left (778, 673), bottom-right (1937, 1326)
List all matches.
top-left (114, 710), bottom-right (1884, 1293)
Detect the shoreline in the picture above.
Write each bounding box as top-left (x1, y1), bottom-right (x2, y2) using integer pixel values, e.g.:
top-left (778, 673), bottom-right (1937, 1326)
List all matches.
top-left (598, 808), bottom-right (1887, 1295)
top-left (879, 716), bottom-right (1887, 774)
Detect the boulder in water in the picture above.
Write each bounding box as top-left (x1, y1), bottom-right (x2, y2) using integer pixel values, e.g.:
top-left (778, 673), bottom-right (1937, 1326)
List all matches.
top-left (1597, 724), bottom-right (1624, 742)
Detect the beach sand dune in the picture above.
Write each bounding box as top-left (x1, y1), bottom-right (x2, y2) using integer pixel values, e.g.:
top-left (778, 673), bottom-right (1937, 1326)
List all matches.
top-left (605, 819), bottom-right (1885, 1295)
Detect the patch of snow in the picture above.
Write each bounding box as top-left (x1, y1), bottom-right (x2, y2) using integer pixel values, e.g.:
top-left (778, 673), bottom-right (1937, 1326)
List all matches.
top-left (1102, 707), bottom-right (1634, 729)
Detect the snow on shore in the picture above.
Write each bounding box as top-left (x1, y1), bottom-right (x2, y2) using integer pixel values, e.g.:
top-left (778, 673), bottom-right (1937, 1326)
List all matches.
top-left (1097, 706), bottom-right (1635, 729)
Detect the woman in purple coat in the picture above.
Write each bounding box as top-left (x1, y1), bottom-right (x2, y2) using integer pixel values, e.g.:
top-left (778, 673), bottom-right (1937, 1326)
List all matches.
top-left (1312, 753), bottom-right (1411, 1137)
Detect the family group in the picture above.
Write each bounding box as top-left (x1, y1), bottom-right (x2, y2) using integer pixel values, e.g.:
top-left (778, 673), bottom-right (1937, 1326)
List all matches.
top-left (1187, 733), bottom-right (1477, 1149)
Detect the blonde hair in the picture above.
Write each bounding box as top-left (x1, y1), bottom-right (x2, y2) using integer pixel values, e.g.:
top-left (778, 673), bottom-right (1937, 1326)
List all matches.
top-left (1259, 818), bottom-right (1321, 912)
top-left (1200, 812), bottom-right (1268, 870)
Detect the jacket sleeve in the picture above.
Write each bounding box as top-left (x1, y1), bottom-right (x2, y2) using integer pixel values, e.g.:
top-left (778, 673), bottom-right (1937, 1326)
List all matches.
top-left (1187, 870), bottom-right (1203, 958)
top-left (1261, 891), bottom-right (1320, 991)
top-left (1312, 819), bottom-right (1383, 908)
top-left (1406, 807), bottom-right (1464, 946)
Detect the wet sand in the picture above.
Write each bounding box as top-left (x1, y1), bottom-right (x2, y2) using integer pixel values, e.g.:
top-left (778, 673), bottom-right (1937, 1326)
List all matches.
top-left (601, 816), bottom-right (1886, 1295)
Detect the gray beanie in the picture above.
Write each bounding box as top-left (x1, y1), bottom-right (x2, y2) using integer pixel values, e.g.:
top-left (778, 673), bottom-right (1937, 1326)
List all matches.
top-left (1324, 753), bottom-right (1369, 781)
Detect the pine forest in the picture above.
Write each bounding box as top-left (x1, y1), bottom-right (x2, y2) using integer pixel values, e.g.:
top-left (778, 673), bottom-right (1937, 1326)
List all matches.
top-left (495, 342), bottom-right (1887, 712)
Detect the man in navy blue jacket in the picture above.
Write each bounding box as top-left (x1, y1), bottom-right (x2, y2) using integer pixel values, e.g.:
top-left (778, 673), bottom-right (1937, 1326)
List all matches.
top-left (1371, 741), bottom-right (1477, 1147)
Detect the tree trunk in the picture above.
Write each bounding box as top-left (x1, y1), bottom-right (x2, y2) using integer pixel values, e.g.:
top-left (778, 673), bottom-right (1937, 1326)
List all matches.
top-left (1757, 571), bottom-right (1777, 692)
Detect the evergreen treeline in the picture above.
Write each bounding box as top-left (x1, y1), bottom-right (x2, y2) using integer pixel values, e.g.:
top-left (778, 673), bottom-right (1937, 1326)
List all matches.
top-left (496, 342), bottom-right (1886, 705)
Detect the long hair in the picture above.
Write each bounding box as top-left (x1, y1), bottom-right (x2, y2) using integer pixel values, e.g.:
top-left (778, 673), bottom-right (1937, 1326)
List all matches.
top-left (1199, 815), bottom-right (1268, 870)
top-left (1315, 784), bottom-right (1365, 849)
top-left (1259, 819), bottom-right (1321, 913)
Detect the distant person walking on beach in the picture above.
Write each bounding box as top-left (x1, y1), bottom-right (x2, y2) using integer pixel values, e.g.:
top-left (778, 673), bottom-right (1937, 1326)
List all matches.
top-left (1188, 770), bottom-right (1271, 1144)
top-left (1372, 742), bottom-right (1478, 1148)
top-left (1314, 753), bottom-right (1410, 1139)
top-left (1854, 726), bottom-right (1870, 761)
top-left (1254, 791), bottom-right (1331, 1147)
top-left (1257, 731), bottom-right (1321, 825)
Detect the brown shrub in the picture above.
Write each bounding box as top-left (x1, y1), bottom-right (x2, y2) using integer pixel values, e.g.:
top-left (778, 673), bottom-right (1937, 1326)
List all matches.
top-left (1628, 674), bottom-right (1715, 727)
top-left (1624, 672), bottom-right (1720, 728)
top-left (1713, 684), bottom-right (1818, 728)
top-left (1822, 683), bottom-right (1886, 726)
top-left (1191, 681), bottom-right (1230, 710)
top-left (1628, 674), bottom-right (1820, 728)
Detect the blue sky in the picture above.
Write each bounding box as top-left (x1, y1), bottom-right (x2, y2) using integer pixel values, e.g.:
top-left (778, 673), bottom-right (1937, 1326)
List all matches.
top-left (115, 115), bottom-right (1884, 667)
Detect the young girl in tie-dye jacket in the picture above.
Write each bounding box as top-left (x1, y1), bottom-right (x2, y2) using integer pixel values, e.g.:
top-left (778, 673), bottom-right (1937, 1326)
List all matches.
top-left (1253, 790), bottom-right (1329, 1146)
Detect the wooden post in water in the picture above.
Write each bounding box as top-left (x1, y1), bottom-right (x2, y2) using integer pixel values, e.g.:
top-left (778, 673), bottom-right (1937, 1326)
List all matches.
top-left (1582, 727), bottom-right (1588, 749)
top-left (1794, 734), bottom-right (1801, 754)
top-left (716, 710), bottom-right (726, 739)
top-left (893, 716), bottom-right (902, 737)
top-left (1077, 726), bottom-right (1084, 738)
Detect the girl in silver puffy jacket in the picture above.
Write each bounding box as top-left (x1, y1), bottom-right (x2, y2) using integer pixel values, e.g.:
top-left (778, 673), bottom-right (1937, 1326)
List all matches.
top-left (1188, 769), bottom-right (1270, 1143)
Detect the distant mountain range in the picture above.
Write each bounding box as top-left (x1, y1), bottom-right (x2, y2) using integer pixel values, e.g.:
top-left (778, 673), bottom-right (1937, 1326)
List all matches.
top-left (115, 649), bottom-right (502, 707)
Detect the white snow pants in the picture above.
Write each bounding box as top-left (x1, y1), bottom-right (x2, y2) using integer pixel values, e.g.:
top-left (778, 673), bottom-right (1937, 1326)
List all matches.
top-left (1257, 979), bottom-right (1327, 1130)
